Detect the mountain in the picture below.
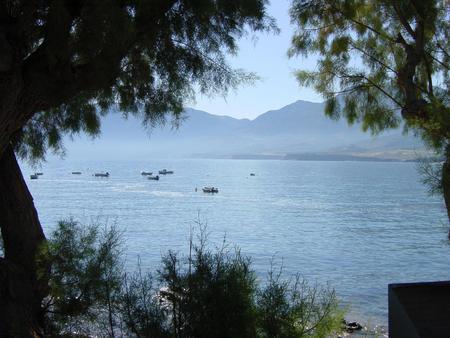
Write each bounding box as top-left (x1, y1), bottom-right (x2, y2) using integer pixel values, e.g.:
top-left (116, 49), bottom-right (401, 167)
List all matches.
top-left (63, 100), bottom-right (427, 161)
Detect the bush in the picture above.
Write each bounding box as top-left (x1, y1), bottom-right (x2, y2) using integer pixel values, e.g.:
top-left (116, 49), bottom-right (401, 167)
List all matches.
top-left (158, 230), bottom-right (257, 338)
top-left (120, 264), bottom-right (171, 338)
top-left (256, 266), bottom-right (343, 338)
top-left (39, 219), bottom-right (123, 336)
top-left (40, 219), bottom-right (344, 337)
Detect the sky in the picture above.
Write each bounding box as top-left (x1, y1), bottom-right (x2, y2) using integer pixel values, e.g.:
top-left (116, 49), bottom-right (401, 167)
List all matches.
top-left (189, 0), bottom-right (323, 120)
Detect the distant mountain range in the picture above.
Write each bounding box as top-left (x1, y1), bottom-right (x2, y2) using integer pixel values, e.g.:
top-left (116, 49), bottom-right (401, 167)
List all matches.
top-left (64, 100), bottom-right (429, 161)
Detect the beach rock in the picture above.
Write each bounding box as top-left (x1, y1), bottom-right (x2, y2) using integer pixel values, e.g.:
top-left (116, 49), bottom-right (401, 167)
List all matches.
top-left (343, 320), bottom-right (363, 333)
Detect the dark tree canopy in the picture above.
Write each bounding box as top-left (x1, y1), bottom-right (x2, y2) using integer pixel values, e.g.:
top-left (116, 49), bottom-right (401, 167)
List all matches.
top-left (289, 0), bottom-right (450, 221)
top-left (0, 0), bottom-right (275, 161)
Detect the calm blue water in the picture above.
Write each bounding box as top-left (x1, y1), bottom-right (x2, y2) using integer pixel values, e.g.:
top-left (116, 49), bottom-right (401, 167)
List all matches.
top-left (21, 159), bottom-right (450, 327)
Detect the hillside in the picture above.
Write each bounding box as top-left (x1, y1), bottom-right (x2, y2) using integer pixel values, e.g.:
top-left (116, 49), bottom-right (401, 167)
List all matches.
top-left (63, 100), bottom-right (427, 161)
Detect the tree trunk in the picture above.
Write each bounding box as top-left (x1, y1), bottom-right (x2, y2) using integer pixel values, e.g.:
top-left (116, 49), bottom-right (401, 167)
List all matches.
top-left (443, 146), bottom-right (450, 237)
top-left (0, 144), bottom-right (47, 337)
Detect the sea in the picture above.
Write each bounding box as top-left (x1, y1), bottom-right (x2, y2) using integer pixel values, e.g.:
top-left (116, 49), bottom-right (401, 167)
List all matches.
top-left (21, 158), bottom-right (450, 329)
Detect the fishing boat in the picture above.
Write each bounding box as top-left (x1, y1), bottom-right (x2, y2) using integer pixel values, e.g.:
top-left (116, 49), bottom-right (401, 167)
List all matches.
top-left (141, 171), bottom-right (153, 176)
top-left (72, 171), bottom-right (82, 175)
top-left (148, 175), bottom-right (159, 181)
top-left (94, 172), bottom-right (109, 177)
top-left (202, 187), bottom-right (219, 193)
top-left (30, 174), bottom-right (38, 179)
top-left (158, 169), bottom-right (174, 175)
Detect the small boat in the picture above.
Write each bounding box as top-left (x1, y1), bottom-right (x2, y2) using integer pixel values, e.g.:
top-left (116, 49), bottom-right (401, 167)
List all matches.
top-left (250, 173), bottom-right (255, 176)
top-left (94, 172), bottom-right (110, 177)
top-left (141, 171), bottom-right (153, 176)
top-left (30, 174), bottom-right (38, 180)
top-left (36, 172), bottom-right (43, 176)
top-left (158, 169), bottom-right (174, 175)
top-left (202, 187), bottom-right (219, 193)
top-left (72, 171), bottom-right (82, 175)
top-left (148, 175), bottom-right (159, 181)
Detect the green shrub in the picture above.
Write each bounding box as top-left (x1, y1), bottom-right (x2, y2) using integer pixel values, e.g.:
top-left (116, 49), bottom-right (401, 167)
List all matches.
top-left (120, 264), bottom-right (171, 338)
top-left (40, 219), bottom-right (345, 338)
top-left (39, 219), bottom-right (123, 336)
top-left (158, 231), bottom-right (257, 338)
top-left (256, 266), bottom-right (344, 338)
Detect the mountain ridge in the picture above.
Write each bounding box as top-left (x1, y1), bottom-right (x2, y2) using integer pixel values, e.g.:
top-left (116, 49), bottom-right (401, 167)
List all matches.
top-left (62, 99), bottom-right (428, 161)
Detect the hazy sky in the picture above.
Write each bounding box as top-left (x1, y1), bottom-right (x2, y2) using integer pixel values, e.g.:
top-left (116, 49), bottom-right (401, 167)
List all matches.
top-left (190, 0), bottom-right (322, 120)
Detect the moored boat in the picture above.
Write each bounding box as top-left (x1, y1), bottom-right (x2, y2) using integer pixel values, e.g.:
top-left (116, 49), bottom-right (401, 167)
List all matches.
top-left (158, 169), bottom-right (174, 175)
top-left (30, 174), bottom-right (38, 179)
top-left (202, 187), bottom-right (219, 193)
top-left (94, 172), bottom-right (110, 177)
top-left (148, 175), bottom-right (159, 180)
top-left (72, 171), bottom-right (82, 175)
top-left (141, 171), bottom-right (153, 176)
top-left (36, 172), bottom-right (43, 176)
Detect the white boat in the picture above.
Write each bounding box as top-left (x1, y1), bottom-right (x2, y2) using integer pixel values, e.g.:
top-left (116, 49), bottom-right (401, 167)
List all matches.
top-left (203, 187), bottom-right (219, 193)
top-left (141, 171), bottom-right (153, 176)
top-left (94, 172), bottom-right (109, 177)
top-left (30, 174), bottom-right (38, 180)
top-left (148, 175), bottom-right (159, 181)
top-left (158, 169), bottom-right (174, 175)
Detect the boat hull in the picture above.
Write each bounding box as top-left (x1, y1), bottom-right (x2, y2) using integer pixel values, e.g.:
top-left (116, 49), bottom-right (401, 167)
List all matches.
top-left (202, 187), bottom-right (219, 193)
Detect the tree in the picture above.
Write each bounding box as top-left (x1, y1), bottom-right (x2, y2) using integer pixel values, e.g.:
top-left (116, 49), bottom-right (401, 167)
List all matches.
top-left (0, 1), bottom-right (275, 335)
top-left (41, 219), bottom-right (123, 336)
top-left (39, 218), bottom-right (344, 337)
top-left (158, 232), bottom-right (258, 338)
top-left (256, 269), bottom-right (342, 338)
top-left (289, 0), bottom-right (450, 225)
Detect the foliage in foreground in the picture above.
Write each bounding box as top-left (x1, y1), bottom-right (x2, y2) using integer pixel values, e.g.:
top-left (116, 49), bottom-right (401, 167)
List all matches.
top-left (40, 219), bottom-right (344, 337)
top-left (39, 220), bottom-right (123, 335)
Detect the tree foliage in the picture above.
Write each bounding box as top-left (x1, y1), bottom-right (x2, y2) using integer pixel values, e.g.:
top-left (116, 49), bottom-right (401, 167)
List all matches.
top-left (0, 2), bottom-right (277, 334)
top-left (39, 219), bottom-right (123, 335)
top-left (0, 0), bottom-right (276, 162)
top-left (289, 0), bottom-right (450, 220)
top-left (256, 266), bottom-right (342, 338)
top-left (39, 219), bottom-right (344, 337)
top-left (120, 265), bottom-right (171, 338)
top-left (289, 0), bottom-right (449, 142)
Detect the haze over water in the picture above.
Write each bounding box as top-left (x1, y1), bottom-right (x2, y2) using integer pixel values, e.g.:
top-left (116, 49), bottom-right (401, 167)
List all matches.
top-left (23, 158), bottom-right (450, 327)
